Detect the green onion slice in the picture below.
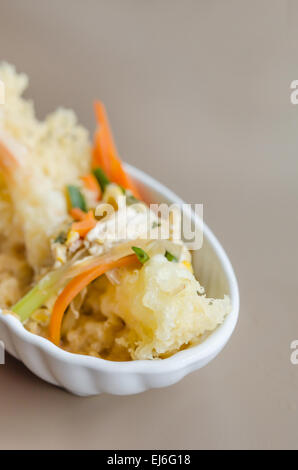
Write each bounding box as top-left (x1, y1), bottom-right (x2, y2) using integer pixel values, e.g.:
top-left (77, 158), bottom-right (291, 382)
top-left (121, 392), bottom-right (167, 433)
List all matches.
top-left (131, 246), bottom-right (150, 264)
top-left (92, 168), bottom-right (110, 192)
top-left (67, 185), bottom-right (87, 212)
top-left (54, 232), bottom-right (67, 244)
top-left (126, 193), bottom-right (139, 206)
top-left (165, 250), bottom-right (178, 262)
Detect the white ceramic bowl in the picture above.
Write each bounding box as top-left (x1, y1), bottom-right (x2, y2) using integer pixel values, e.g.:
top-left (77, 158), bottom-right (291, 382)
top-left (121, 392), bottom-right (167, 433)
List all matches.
top-left (0, 164), bottom-right (239, 396)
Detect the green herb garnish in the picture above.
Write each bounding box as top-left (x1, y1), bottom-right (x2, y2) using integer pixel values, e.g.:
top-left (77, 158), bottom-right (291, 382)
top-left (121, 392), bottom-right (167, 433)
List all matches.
top-left (131, 246), bottom-right (150, 264)
top-left (165, 251), bottom-right (178, 262)
top-left (54, 232), bottom-right (67, 244)
top-left (152, 221), bottom-right (161, 228)
top-left (67, 185), bottom-right (87, 212)
top-left (119, 187), bottom-right (140, 205)
top-left (126, 193), bottom-right (139, 206)
top-left (92, 168), bottom-right (110, 192)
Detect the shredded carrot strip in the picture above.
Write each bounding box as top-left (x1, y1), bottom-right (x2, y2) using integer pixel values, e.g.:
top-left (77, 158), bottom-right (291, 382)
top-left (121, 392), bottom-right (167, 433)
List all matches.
top-left (80, 174), bottom-right (102, 200)
top-left (93, 101), bottom-right (141, 199)
top-left (70, 207), bottom-right (87, 221)
top-left (71, 210), bottom-right (96, 237)
top-left (49, 254), bottom-right (138, 345)
top-left (92, 115), bottom-right (111, 174)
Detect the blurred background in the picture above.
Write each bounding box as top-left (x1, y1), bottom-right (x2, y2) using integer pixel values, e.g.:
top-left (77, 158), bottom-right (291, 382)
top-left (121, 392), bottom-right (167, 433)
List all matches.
top-left (0, 0), bottom-right (297, 450)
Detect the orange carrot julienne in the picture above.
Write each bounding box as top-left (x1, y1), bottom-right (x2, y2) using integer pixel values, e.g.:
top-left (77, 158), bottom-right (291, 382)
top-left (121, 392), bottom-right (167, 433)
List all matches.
top-left (49, 254), bottom-right (138, 345)
top-left (71, 210), bottom-right (96, 237)
top-left (92, 114), bottom-right (111, 174)
top-left (80, 174), bottom-right (102, 201)
top-left (94, 101), bottom-right (117, 161)
top-left (93, 101), bottom-right (141, 199)
top-left (70, 207), bottom-right (87, 221)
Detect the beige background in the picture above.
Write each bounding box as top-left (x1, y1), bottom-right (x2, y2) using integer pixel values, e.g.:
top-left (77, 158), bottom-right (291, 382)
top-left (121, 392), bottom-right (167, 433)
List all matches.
top-left (0, 0), bottom-right (297, 450)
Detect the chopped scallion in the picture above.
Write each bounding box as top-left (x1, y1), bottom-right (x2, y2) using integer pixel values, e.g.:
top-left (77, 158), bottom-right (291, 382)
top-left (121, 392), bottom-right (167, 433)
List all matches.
top-left (67, 185), bottom-right (87, 212)
top-left (131, 246), bottom-right (150, 264)
top-left (126, 193), bottom-right (139, 206)
top-left (54, 232), bottom-right (67, 244)
top-left (165, 251), bottom-right (178, 262)
top-left (152, 221), bottom-right (161, 228)
top-left (92, 168), bottom-right (110, 192)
